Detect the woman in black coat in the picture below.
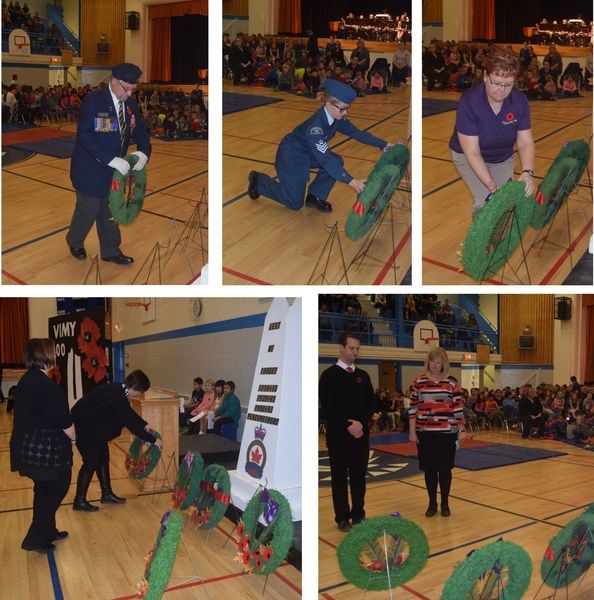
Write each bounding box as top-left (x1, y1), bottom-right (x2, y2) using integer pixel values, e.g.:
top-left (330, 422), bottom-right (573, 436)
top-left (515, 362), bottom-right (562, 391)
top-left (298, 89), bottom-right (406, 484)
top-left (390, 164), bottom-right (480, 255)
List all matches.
top-left (71, 369), bottom-right (163, 511)
top-left (10, 339), bottom-right (76, 553)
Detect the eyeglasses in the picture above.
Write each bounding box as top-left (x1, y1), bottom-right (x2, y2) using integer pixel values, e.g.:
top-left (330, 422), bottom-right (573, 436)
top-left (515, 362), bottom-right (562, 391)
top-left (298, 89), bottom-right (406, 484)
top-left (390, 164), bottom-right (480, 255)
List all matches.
top-left (116, 78), bottom-right (136, 94)
top-left (488, 75), bottom-right (514, 90)
top-left (329, 100), bottom-right (350, 113)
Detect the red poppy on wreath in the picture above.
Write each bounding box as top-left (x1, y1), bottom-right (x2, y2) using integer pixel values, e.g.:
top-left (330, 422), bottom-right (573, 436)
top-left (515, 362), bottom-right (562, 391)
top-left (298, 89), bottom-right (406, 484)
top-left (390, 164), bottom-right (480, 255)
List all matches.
top-left (77, 317), bottom-right (101, 355)
top-left (48, 365), bottom-right (62, 385)
top-left (81, 344), bottom-right (108, 383)
top-left (237, 521), bottom-right (245, 538)
top-left (355, 376), bottom-right (362, 384)
top-left (505, 112), bottom-right (514, 122)
top-left (260, 545), bottom-right (273, 563)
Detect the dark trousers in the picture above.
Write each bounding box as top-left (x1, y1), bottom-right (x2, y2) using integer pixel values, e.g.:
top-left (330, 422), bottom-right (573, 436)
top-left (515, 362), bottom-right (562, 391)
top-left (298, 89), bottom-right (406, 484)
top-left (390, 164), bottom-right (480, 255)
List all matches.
top-left (23, 471), bottom-right (71, 547)
top-left (326, 431), bottom-right (369, 523)
top-left (66, 190), bottom-right (122, 257)
top-left (213, 417), bottom-right (235, 435)
top-left (520, 414), bottom-right (545, 438)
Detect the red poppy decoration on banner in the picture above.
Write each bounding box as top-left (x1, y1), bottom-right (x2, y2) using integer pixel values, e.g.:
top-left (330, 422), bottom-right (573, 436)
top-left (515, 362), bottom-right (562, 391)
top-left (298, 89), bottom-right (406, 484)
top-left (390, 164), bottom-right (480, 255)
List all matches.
top-left (82, 344), bottom-right (108, 383)
top-left (77, 317), bottom-right (101, 355)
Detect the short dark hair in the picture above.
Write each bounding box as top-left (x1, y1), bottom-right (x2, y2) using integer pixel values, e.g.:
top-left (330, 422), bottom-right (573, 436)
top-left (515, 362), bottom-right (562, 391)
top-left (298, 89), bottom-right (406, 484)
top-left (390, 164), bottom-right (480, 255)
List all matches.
top-left (124, 369), bottom-right (150, 392)
top-left (194, 377), bottom-right (203, 385)
top-left (225, 380), bottom-right (235, 392)
top-left (215, 379), bottom-right (225, 389)
top-left (24, 338), bottom-right (56, 369)
top-left (338, 331), bottom-right (360, 346)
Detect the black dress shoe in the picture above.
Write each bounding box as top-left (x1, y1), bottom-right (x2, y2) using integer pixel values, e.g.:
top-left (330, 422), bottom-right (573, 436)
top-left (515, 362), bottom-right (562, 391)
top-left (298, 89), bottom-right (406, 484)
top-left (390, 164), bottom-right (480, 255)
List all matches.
top-left (337, 520), bottom-right (351, 532)
top-left (101, 254), bottom-right (134, 265)
top-left (52, 531), bottom-right (69, 541)
top-left (305, 193), bottom-right (332, 212)
top-left (69, 246), bottom-right (87, 260)
top-left (248, 171), bottom-right (260, 199)
top-left (21, 542), bottom-right (55, 553)
top-left (441, 506), bottom-right (451, 517)
top-left (73, 498), bottom-right (99, 512)
top-left (101, 492), bottom-right (126, 504)
top-left (425, 504), bottom-right (437, 517)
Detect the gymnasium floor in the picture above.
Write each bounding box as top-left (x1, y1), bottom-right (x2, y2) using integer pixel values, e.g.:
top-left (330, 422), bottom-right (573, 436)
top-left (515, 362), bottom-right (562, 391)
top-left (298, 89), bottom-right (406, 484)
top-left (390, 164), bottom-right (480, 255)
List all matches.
top-left (222, 81), bottom-right (411, 285)
top-left (2, 124), bottom-right (208, 285)
top-left (422, 89), bottom-right (593, 285)
top-left (318, 428), bottom-right (594, 599)
top-left (0, 410), bottom-right (301, 599)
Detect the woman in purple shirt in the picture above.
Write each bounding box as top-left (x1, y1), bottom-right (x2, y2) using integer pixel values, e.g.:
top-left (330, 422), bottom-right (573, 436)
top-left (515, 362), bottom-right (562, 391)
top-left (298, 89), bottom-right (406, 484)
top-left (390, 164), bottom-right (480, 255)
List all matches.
top-left (449, 48), bottom-right (535, 219)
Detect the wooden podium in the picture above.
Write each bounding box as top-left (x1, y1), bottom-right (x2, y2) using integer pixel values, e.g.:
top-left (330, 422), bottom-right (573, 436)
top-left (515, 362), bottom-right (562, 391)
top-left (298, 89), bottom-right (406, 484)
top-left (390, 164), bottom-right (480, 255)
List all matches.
top-left (130, 387), bottom-right (180, 490)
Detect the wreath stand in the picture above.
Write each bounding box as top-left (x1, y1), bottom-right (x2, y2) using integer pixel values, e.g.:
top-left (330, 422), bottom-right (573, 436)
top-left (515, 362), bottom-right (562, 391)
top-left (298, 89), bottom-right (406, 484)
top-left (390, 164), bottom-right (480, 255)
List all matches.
top-left (130, 241), bottom-right (171, 284)
top-left (475, 204), bottom-right (532, 285)
top-left (307, 222), bottom-right (350, 285)
top-left (135, 451), bottom-right (177, 503)
top-left (535, 524), bottom-right (594, 599)
top-left (362, 527), bottom-right (403, 598)
top-left (163, 187), bottom-right (208, 277)
top-left (528, 163), bottom-right (593, 273)
top-left (82, 255), bottom-right (102, 284)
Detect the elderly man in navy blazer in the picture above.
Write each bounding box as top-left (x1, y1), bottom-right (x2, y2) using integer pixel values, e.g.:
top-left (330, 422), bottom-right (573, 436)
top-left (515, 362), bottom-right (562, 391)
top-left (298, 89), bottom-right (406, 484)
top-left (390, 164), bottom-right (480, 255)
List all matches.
top-left (66, 63), bottom-right (151, 265)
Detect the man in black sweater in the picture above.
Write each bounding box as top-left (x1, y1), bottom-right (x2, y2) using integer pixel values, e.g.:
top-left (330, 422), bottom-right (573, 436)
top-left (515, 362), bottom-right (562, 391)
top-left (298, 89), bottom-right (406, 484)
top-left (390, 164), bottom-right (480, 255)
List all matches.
top-left (319, 332), bottom-right (375, 532)
top-left (518, 385), bottom-right (545, 439)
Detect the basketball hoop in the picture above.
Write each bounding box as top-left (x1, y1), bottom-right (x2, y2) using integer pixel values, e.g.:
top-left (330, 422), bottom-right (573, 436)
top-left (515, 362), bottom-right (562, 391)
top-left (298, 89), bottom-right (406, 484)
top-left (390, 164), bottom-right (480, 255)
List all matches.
top-left (423, 337), bottom-right (439, 347)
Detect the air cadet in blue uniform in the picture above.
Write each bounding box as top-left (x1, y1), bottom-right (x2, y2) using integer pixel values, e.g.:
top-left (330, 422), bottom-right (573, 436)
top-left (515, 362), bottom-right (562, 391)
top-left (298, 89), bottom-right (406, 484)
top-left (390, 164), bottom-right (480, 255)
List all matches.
top-left (66, 63), bottom-right (151, 264)
top-left (247, 78), bottom-right (393, 212)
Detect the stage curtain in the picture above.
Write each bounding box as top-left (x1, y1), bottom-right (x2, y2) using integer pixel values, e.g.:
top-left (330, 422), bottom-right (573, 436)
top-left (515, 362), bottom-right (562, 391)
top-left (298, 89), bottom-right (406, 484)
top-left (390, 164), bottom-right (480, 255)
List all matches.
top-left (0, 299), bottom-right (28, 365)
top-left (586, 304), bottom-right (594, 383)
top-left (277, 0), bottom-right (301, 34)
top-left (150, 17), bottom-right (171, 81)
top-left (148, 1), bottom-right (207, 18)
top-left (171, 14), bottom-right (208, 83)
top-left (472, 0), bottom-right (495, 40)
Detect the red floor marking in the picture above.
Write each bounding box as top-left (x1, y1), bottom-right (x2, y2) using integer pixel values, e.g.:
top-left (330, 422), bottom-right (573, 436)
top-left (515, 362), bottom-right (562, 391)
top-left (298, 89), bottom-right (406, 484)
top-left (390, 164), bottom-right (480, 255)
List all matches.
top-left (422, 257), bottom-right (505, 285)
top-left (400, 584), bottom-right (432, 599)
top-left (373, 225), bottom-right (411, 284)
top-left (319, 536), bottom-right (338, 550)
top-left (223, 267), bottom-right (272, 285)
top-left (273, 568), bottom-right (302, 595)
top-left (539, 217), bottom-right (593, 284)
top-left (1, 270), bottom-right (28, 284)
top-left (3, 127), bottom-right (74, 145)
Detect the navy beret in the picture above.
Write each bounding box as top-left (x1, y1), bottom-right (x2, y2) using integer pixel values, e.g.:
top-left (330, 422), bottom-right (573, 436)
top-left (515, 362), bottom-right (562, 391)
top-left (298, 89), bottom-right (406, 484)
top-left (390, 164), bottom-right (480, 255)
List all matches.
top-left (112, 63), bottom-right (142, 84)
top-left (325, 78), bottom-right (356, 104)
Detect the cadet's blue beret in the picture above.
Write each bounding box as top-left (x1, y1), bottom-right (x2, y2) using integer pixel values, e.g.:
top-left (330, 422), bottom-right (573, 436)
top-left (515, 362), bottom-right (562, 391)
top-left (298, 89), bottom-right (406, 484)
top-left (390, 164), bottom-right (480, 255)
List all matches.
top-left (112, 63), bottom-right (142, 84)
top-left (325, 78), bottom-right (356, 104)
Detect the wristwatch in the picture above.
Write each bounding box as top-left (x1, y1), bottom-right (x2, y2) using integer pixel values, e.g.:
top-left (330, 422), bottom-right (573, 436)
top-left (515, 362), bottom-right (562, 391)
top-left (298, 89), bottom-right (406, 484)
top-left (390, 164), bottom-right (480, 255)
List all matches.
top-left (522, 169), bottom-right (534, 177)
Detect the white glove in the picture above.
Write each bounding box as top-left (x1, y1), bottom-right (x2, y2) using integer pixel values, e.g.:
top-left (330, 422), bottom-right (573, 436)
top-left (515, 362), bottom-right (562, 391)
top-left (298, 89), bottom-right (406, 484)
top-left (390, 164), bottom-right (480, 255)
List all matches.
top-left (108, 157), bottom-right (130, 176)
top-left (130, 150), bottom-right (148, 171)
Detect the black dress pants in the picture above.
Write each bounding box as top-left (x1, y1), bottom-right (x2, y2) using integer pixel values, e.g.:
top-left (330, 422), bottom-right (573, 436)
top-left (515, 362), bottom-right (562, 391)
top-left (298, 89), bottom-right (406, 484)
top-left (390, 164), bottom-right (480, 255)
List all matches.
top-left (326, 431), bottom-right (369, 523)
top-left (23, 470), bottom-right (71, 547)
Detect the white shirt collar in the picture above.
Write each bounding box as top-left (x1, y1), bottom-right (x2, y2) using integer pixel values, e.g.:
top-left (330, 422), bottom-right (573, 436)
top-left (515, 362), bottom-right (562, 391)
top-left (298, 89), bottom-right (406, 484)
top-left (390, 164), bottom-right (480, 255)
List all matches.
top-left (336, 359), bottom-right (354, 371)
top-left (108, 80), bottom-right (123, 111)
top-left (323, 106), bottom-right (334, 125)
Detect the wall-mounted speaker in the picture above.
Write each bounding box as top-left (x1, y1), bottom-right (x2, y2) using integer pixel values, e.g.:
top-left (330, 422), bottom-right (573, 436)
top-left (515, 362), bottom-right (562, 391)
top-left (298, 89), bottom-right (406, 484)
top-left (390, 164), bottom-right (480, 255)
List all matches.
top-left (555, 297), bottom-right (572, 320)
top-left (126, 11), bottom-right (140, 30)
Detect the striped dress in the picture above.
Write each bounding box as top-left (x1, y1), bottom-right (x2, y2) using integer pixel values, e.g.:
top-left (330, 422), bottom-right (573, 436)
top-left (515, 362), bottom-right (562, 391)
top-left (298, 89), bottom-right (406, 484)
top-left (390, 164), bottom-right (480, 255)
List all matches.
top-left (409, 374), bottom-right (464, 434)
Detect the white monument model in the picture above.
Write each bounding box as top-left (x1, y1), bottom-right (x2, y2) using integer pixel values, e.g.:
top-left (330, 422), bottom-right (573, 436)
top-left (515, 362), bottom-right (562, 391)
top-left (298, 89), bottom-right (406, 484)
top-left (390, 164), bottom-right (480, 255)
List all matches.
top-left (228, 298), bottom-right (302, 521)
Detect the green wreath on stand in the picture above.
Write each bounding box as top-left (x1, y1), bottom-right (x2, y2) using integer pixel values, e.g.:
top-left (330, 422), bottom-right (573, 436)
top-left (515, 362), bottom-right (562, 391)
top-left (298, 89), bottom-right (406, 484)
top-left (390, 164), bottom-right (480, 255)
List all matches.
top-left (531, 140), bottom-right (590, 230)
top-left (440, 539), bottom-right (532, 600)
top-left (135, 508), bottom-right (184, 600)
top-left (172, 451), bottom-right (204, 510)
top-left (541, 503), bottom-right (594, 588)
top-left (188, 464), bottom-right (231, 530)
top-left (235, 488), bottom-right (294, 575)
top-left (461, 180), bottom-right (534, 281)
top-left (337, 514), bottom-right (429, 591)
top-left (108, 153), bottom-right (147, 225)
top-left (125, 429), bottom-right (162, 480)
top-left (345, 144), bottom-right (409, 240)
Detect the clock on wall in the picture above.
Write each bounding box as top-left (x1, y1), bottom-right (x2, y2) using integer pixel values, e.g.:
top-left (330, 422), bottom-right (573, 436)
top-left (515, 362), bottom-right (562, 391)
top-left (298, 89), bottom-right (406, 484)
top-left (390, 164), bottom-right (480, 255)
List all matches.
top-left (191, 298), bottom-right (203, 319)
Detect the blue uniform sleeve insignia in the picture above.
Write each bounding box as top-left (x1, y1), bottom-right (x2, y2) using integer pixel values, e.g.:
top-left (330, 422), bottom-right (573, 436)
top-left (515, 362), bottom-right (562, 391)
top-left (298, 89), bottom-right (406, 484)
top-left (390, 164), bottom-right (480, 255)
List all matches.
top-left (316, 140), bottom-right (328, 153)
top-left (309, 126), bottom-right (324, 135)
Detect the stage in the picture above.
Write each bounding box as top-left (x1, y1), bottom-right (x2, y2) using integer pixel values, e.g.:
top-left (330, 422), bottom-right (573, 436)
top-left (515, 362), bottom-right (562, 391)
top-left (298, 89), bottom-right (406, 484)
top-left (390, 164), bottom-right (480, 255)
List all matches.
top-left (179, 432), bottom-right (240, 470)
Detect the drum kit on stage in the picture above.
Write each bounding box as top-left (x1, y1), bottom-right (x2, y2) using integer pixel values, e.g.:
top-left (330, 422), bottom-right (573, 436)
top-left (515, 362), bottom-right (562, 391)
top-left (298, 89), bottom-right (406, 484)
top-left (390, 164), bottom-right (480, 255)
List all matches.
top-left (524, 18), bottom-right (592, 46)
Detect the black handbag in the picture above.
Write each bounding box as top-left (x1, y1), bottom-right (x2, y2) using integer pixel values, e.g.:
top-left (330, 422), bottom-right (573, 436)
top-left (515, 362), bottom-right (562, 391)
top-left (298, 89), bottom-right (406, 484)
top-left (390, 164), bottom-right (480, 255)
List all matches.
top-left (20, 428), bottom-right (71, 468)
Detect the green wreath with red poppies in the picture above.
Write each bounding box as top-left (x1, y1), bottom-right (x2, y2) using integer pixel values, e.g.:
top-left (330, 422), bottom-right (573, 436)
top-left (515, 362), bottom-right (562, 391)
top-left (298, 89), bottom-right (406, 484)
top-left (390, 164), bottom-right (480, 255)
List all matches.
top-left (172, 450), bottom-right (204, 510)
top-left (125, 428), bottom-right (162, 480)
top-left (345, 143), bottom-right (409, 241)
top-left (337, 514), bottom-right (429, 591)
top-left (188, 464), bottom-right (231, 530)
top-left (108, 153), bottom-right (147, 225)
top-left (531, 140), bottom-right (590, 230)
top-left (541, 503), bottom-right (594, 588)
top-left (235, 488), bottom-right (294, 575)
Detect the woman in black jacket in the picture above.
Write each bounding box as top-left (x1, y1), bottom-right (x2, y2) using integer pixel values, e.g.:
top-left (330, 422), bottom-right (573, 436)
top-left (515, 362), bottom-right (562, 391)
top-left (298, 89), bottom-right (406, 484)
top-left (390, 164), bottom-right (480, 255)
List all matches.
top-left (71, 369), bottom-right (163, 511)
top-left (10, 339), bottom-right (76, 553)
